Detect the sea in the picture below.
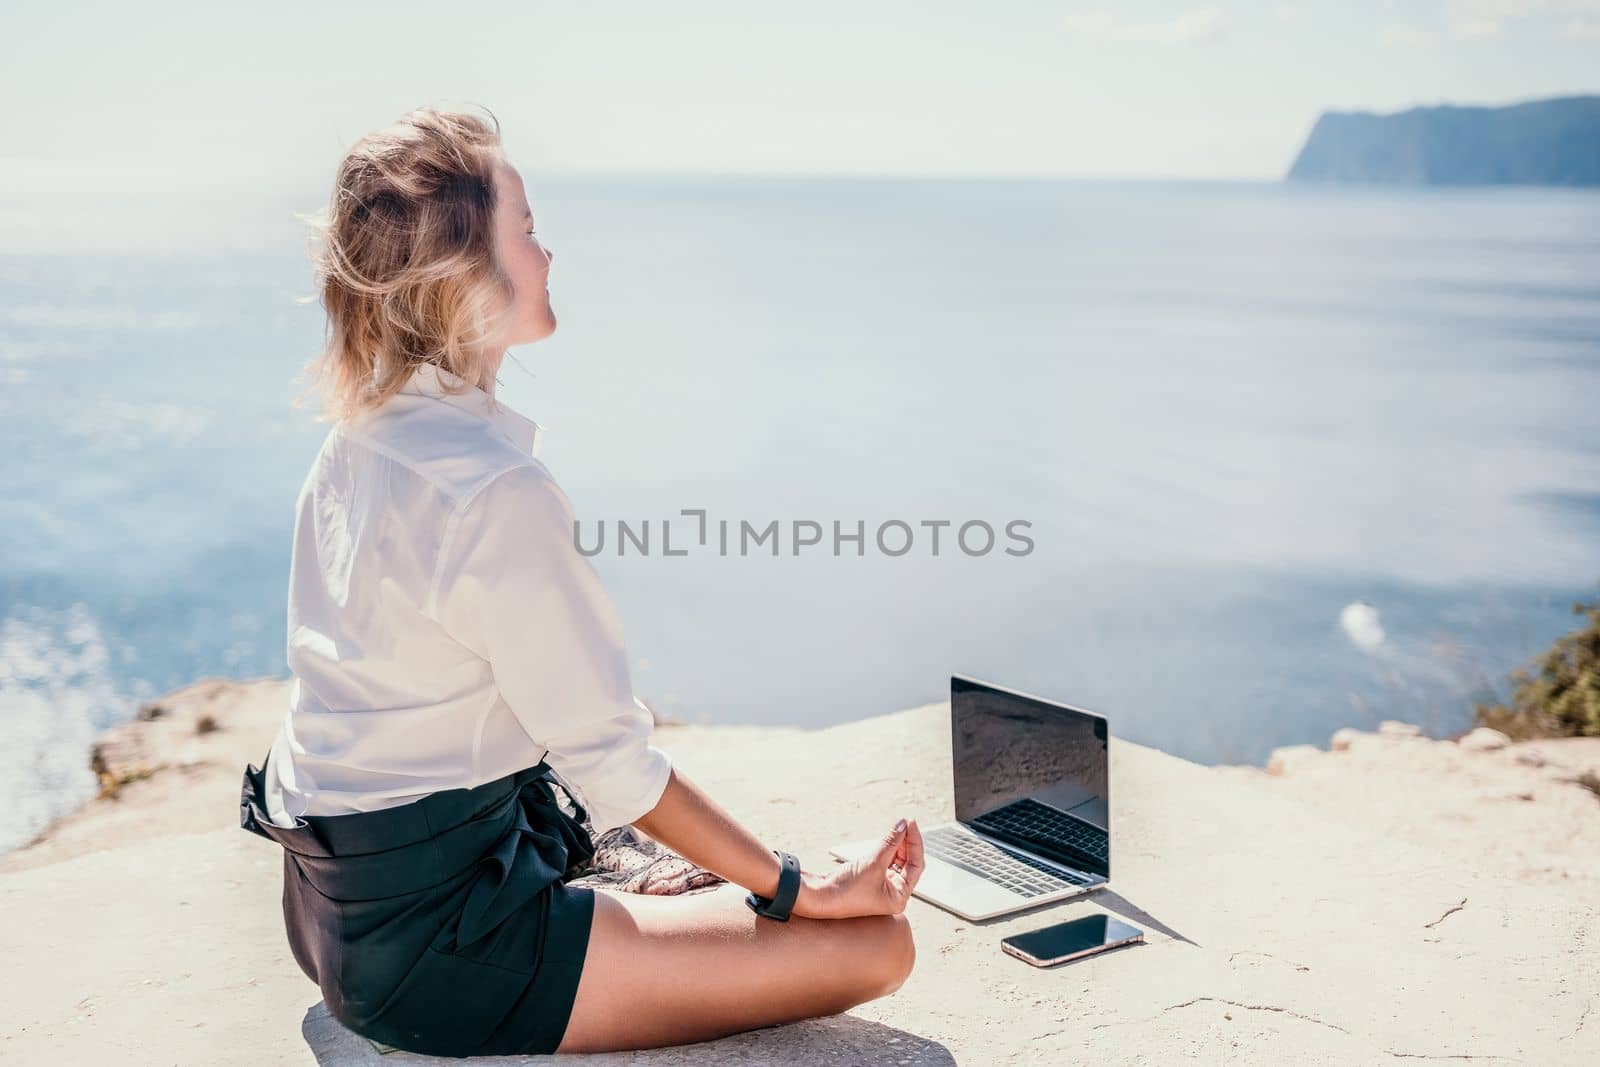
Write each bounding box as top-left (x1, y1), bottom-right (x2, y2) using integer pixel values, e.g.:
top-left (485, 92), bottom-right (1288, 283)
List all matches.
top-left (3, 175), bottom-right (1597, 855)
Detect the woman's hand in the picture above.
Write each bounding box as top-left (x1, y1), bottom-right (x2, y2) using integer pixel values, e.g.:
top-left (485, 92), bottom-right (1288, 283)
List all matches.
top-left (793, 817), bottom-right (924, 920)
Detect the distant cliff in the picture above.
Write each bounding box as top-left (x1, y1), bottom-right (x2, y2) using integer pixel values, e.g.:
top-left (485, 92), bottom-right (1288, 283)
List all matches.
top-left (1286, 95), bottom-right (1600, 186)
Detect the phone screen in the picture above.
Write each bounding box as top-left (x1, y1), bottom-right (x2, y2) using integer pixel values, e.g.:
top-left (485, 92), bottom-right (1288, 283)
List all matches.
top-left (1003, 914), bottom-right (1143, 963)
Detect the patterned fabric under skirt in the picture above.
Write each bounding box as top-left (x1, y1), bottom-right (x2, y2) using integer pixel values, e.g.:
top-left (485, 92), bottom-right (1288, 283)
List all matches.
top-left (552, 769), bottom-right (730, 897)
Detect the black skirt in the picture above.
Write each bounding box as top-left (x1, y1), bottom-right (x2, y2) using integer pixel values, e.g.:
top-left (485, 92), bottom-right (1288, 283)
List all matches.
top-left (239, 753), bottom-right (599, 1058)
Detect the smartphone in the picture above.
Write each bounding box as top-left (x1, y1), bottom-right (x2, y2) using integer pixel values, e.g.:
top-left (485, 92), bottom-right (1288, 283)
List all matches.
top-left (1001, 913), bottom-right (1144, 967)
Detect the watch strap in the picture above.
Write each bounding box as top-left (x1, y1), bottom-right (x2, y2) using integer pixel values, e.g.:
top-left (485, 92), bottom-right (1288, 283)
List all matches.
top-left (745, 850), bottom-right (802, 922)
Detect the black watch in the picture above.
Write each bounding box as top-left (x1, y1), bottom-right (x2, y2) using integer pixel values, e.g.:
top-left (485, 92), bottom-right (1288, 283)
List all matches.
top-left (745, 850), bottom-right (802, 922)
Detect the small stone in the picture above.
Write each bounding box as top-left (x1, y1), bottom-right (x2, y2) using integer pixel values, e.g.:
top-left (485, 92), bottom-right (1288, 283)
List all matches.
top-left (1378, 720), bottom-right (1423, 739)
top-left (1267, 744), bottom-right (1322, 776)
top-left (1330, 727), bottom-right (1366, 752)
top-left (1457, 727), bottom-right (1511, 753)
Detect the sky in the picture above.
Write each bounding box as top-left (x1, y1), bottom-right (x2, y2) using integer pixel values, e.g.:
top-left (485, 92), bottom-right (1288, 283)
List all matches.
top-left (2, 0), bottom-right (1597, 195)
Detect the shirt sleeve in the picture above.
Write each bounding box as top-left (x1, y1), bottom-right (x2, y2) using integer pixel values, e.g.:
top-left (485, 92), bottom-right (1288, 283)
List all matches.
top-left (430, 462), bottom-right (673, 836)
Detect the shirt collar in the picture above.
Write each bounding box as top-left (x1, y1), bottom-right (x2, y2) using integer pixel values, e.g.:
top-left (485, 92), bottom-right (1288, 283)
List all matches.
top-left (398, 362), bottom-right (545, 458)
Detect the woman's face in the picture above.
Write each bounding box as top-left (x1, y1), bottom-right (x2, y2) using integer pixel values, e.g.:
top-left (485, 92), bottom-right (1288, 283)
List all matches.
top-left (490, 158), bottom-right (556, 348)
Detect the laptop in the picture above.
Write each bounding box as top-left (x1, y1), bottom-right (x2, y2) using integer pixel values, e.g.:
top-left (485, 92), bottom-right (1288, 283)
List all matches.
top-left (828, 674), bottom-right (1110, 922)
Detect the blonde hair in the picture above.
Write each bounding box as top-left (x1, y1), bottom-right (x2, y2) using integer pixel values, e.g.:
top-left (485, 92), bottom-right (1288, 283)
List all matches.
top-left (295, 105), bottom-right (516, 422)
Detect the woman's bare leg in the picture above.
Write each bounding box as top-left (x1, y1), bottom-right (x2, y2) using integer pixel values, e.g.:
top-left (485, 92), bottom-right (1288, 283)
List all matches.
top-left (555, 881), bottom-right (916, 1053)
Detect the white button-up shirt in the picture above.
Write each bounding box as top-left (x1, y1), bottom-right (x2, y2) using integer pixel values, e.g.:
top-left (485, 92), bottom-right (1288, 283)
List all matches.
top-left (262, 361), bottom-right (673, 836)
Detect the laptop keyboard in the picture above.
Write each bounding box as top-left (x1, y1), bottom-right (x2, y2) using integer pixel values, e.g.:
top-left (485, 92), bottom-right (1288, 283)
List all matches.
top-left (972, 797), bottom-right (1110, 866)
top-left (923, 824), bottom-right (1090, 897)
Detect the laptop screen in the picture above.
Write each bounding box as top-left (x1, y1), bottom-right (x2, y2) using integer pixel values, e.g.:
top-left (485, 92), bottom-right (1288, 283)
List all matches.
top-left (951, 675), bottom-right (1111, 878)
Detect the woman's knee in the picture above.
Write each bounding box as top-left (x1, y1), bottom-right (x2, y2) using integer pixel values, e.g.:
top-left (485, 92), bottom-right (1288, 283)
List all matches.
top-left (885, 912), bottom-right (917, 992)
top-left (855, 912), bottom-right (917, 999)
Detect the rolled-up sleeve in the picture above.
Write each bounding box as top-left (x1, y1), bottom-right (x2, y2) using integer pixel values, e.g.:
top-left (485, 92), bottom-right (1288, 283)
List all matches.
top-left (430, 462), bottom-right (672, 836)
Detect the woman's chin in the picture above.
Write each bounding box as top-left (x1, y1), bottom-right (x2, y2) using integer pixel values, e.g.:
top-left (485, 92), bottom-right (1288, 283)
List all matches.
top-left (507, 318), bottom-right (557, 347)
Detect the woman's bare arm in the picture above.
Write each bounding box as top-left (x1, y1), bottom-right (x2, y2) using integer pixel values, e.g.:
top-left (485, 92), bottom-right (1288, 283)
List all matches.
top-left (630, 766), bottom-right (924, 920)
top-left (631, 766), bottom-right (804, 904)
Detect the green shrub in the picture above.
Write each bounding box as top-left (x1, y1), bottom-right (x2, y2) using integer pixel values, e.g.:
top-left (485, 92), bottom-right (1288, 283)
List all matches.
top-left (1474, 590), bottom-right (1600, 740)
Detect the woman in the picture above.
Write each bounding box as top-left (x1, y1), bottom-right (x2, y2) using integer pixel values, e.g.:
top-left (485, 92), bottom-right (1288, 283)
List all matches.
top-left (237, 105), bottom-right (924, 1057)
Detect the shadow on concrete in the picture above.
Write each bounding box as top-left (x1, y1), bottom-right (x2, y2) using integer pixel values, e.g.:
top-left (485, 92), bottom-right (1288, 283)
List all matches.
top-left (954, 886), bottom-right (1196, 947)
top-left (1089, 888), bottom-right (1196, 946)
top-left (304, 1000), bottom-right (954, 1064)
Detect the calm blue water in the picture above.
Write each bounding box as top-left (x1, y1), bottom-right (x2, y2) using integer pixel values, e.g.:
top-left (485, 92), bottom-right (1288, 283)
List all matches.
top-left (3, 177), bottom-right (1597, 853)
